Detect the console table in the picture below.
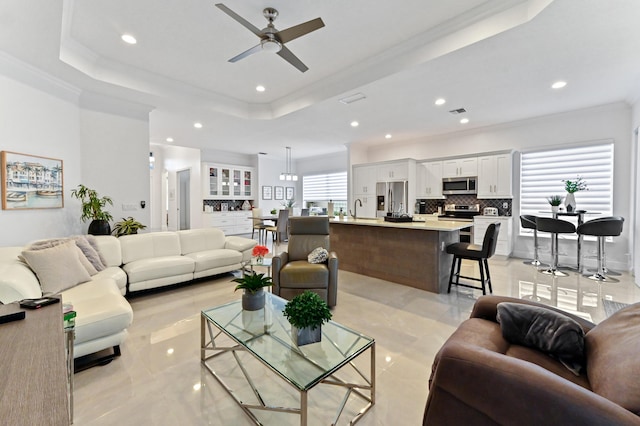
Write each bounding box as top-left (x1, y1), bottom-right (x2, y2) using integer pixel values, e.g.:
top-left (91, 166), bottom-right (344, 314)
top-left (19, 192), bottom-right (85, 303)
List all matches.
top-left (0, 303), bottom-right (70, 425)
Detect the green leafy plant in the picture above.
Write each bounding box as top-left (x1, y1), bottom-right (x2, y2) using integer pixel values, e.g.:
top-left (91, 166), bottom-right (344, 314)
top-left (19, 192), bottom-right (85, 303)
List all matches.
top-left (232, 272), bottom-right (272, 294)
top-left (70, 184), bottom-right (113, 222)
top-left (563, 176), bottom-right (588, 193)
top-left (282, 198), bottom-right (296, 208)
top-left (282, 291), bottom-right (332, 330)
top-left (547, 195), bottom-right (563, 206)
top-left (112, 217), bottom-right (147, 237)
top-left (270, 208), bottom-right (277, 214)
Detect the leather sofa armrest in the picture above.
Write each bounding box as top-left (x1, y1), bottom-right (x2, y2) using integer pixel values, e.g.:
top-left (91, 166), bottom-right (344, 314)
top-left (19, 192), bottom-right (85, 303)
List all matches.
top-left (424, 341), bottom-right (640, 426)
top-left (327, 251), bottom-right (338, 308)
top-left (470, 295), bottom-right (596, 332)
top-left (271, 252), bottom-right (288, 295)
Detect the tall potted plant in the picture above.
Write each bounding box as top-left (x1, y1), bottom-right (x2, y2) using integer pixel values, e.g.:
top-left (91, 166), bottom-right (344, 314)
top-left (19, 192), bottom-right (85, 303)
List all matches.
top-left (70, 184), bottom-right (114, 235)
top-left (562, 176), bottom-right (588, 212)
top-left (282, 291), bottom-right (332, 346)
top-left (232, 272), bottom-right (273, 311)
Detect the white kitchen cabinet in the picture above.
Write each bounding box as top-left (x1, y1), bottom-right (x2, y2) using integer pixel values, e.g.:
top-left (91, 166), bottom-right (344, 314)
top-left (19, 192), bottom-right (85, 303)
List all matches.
top-left (352, 165), bottom-right (376, 194)
top-left (203, 163), bottom-right (254, 200)
top-left (416, 161), bottom-right (444, 198)
top-left (477, 153), bottom-right (513, 198)
top-left (206, 211), bottom-right (252, 235)
top-left (473, 216), bottom-right (513, 256)
top-left (442, 157), bottom-right (478, 178)
top-left (377, 160), bottom-right (410, 181)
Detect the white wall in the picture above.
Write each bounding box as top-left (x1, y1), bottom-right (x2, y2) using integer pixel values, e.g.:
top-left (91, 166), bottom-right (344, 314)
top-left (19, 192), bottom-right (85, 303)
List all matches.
top-left (355, 102), bottom-right (634, 271)
top-left (158, 144), bottom-right (202, 230)
top-left (0, 59), bottom-right (152, 245)
top-left (631, 98), bottom-right (640, 284)
top-left (256, 156), bottom-right (288, 213)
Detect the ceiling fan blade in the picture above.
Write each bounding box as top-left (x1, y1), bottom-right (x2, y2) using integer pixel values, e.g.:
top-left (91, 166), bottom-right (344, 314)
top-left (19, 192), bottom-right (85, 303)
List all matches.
top-left (215, 3), bottom-right (262, 37)
top-left (229, 44), bottom-right (262, 63)
top-left (277, 46), bottom-right (309, 73)
top-left (277, 18), bottom-right (325, 44)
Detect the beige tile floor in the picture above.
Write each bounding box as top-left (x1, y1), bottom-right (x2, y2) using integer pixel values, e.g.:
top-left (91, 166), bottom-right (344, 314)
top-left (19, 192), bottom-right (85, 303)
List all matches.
top-left (73, 245), bottom-right (640, 425)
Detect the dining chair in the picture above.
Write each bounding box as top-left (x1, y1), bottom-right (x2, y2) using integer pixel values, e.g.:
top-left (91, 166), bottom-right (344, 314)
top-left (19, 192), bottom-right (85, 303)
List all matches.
top-left (265, 209), bottom-right (289, 248)
top-left (251, 208), bottom-right (267, 243)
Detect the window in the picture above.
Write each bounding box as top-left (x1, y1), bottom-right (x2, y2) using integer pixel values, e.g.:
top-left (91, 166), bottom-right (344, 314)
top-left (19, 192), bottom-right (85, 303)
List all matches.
top-left (303, 172), bottom-right (348, 213)
top-left (519, 141), bottom-right (613, 235)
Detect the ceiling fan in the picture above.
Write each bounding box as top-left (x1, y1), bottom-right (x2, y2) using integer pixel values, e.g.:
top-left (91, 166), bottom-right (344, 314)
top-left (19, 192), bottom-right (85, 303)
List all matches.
top-left (215, 4), bottom-right (325, 73)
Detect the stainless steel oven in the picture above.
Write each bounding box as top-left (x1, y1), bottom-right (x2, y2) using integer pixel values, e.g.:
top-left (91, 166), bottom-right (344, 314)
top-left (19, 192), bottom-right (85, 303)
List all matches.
top-left (438, 204), bottom-right (480, 243)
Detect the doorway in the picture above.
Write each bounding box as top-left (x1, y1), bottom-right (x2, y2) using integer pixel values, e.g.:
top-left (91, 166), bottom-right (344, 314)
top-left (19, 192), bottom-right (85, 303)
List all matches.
top-left (177, 169), bottom-right (190, 230)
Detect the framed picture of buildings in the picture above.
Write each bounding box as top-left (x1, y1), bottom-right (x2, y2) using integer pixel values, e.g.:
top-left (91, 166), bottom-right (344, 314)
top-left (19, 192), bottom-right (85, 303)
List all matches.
top-left (274, 186), bottom-right (284, 200)
top-left (262, 185), bottom-right (272, 200)
top-left (1, 151), bottom-right (64, 210)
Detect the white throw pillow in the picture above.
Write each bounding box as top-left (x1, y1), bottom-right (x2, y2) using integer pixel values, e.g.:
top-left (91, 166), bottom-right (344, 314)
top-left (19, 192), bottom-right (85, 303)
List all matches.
top-left (21, 240), bottom-right (92, 295)
top-left (308, 247), bottom-right (329, 264)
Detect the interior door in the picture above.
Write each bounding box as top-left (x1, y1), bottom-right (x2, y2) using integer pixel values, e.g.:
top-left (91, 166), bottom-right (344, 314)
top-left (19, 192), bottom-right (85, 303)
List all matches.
top-left (177, 169), bottom-right (190, 230)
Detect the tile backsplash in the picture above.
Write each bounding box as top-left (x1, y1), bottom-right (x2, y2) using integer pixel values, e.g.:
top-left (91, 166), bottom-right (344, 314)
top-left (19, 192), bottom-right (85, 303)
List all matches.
top-left (203, 200), bottom-right (253, 212)
top-left (418, 195), bottom-right (512, 216)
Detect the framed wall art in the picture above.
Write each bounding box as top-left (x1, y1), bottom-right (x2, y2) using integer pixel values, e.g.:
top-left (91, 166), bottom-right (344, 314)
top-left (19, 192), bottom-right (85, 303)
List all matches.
top-left (286, 186), bottom-right (294, 200)
top-left (1, 151), bottom-right (64, 210)
top-left (274, 186), bottom-right (284, 200)
top-left (262, 185), bottom-right (272, 200)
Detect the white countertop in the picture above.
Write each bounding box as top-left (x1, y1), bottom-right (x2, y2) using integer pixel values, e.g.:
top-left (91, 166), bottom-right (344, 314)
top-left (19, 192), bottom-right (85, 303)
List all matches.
top-left (329, 217), bottom-right (471, 231)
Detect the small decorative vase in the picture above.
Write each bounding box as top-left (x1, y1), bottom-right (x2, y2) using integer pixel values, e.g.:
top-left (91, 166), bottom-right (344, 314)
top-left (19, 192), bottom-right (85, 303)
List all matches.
top-left (292, 325), bottom-right (322, 346)
top-left (551, 205), bottom-right (559, 213)
top-left (242, 289), bottom-right (265, 311)
top-left (255, 256), bottom-right (263, 265)
top-left (565, 192), bottom-right (576, 212)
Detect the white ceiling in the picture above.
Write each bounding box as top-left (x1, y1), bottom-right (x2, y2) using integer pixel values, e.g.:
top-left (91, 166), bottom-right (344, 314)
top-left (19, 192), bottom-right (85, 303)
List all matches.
top-left (1, 0), bottom-right (639, 160)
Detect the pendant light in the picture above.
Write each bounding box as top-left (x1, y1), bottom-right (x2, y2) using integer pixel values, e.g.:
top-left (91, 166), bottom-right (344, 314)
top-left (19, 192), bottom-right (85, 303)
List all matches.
top-left (279, 146), bottom-right (298, 181)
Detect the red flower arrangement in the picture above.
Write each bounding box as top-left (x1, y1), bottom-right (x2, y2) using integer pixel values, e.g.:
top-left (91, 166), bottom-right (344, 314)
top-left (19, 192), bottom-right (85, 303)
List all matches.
top-left (252, 245), bottom-right (269, 258)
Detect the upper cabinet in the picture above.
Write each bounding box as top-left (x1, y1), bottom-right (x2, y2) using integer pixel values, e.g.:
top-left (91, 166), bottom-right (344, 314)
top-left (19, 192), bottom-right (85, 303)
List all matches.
top-left (377, 160), bottom-right (411, 181)
top-left (203, 163), bottom-right (255, 200)
top-left (442, 157), bottom-right (478, 178)
top-left (352, 165), bottom-right (376, 194)
top-left (477, 153), bottom-right (513, 199)
top-left (416, 161), bottom-right (445, 198)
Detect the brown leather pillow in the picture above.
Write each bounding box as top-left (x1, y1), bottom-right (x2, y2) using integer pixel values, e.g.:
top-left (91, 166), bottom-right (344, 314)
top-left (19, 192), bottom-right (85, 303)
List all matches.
top-left (585, 303), bottom-right (640, 413)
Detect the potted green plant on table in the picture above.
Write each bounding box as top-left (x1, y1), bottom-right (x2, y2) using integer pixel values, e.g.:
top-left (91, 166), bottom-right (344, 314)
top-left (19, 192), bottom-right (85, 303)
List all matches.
top-left (70, 184), bottom-right (114, 235)
top-left (282, 198), bottom-right (296, 215)
top-left (112, 217), bottom-right (147, 237)
top-left (547, 195), bottom-right (563, 213)
top-left (562, 176), bottom-right (588, 212)
top-left (282, 291), bottom-right (332, 346)
top-left (232, 272), bottom-right (273, 311)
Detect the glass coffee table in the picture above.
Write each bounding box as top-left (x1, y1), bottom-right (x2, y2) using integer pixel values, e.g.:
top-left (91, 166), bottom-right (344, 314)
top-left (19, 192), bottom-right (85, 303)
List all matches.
top-left (201, 293), bottom-right (375, 425)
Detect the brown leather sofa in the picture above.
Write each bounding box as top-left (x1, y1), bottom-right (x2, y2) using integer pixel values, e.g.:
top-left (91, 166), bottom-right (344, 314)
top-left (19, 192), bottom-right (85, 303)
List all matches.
top-left (423, 295), bottom-right (640, 425)
top-left (272, 216), bottom-right (338, 307)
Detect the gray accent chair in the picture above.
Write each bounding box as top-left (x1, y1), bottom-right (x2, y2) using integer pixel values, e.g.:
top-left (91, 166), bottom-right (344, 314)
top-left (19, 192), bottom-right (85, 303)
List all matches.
top-left (272, 217), bottom-right (338, 307)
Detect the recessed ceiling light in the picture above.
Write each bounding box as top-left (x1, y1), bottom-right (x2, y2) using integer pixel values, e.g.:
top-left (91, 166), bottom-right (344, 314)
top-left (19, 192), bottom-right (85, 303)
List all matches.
top-left (460, 118), bottom-right (469, 124)
top-left (385, 134), bottom-right (392, 139)
top-left (256, 85), bottom-right (265, 92)
top-left (350, 121), bottom-right (359, 127)
top-left (166, 137), bottom-right (174, 143)
top-left (551, 81), bottom-right (567, 89)
top-left (121, 34), bottom-right (137, 45)
top-left (435, 98), bottom-right (446, 106)
top-left (194, 122), bottom-right (203, 129)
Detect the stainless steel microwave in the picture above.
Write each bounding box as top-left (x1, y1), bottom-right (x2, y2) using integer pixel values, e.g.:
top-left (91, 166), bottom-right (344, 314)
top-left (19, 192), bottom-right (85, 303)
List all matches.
top-left (442, 177), bottom-right (477, 195)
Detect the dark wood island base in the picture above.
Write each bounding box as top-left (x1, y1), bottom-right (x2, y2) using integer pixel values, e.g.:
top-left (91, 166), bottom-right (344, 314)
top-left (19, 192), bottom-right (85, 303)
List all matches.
top-left (330, 219), bottom-right (463, 293)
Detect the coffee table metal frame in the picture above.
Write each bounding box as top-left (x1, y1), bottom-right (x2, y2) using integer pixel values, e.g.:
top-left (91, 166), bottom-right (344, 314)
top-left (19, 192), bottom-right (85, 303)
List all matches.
top-left (200, 294), bottom-right (375, 425)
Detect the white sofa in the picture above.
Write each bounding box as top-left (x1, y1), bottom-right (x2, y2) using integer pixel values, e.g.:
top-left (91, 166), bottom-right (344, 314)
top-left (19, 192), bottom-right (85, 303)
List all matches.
top-left (0, 228), bottom-right (257, 360)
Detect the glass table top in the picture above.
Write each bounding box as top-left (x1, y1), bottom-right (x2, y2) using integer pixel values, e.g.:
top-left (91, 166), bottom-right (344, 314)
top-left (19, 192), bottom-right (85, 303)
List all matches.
top-left (202, 293), bottom-right (374, 391)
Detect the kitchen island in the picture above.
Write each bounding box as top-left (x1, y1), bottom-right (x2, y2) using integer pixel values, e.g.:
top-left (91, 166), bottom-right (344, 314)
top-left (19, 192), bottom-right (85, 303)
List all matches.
top-left (329, 217), bottom-right (471, 293)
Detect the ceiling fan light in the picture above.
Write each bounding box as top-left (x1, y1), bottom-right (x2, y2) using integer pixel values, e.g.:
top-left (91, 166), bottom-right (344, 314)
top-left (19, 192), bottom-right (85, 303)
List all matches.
top-left (261, 39), bottom-right (282, 53)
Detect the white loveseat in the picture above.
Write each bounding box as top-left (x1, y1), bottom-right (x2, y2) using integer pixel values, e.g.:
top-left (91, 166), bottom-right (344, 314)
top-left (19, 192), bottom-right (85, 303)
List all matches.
top-left (0, 228), bottom-right (256, 360)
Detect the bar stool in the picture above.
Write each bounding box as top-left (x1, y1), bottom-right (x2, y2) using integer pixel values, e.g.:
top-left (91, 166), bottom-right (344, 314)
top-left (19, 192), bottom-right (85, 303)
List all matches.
top-left (535, 217), bottom-right (576, 277)
top-left (577, 216), bottom-right (624, 282)
top-left (520, 215), bottom-right (542, 266)
top-left (447, 222), bottom-right (500, 295)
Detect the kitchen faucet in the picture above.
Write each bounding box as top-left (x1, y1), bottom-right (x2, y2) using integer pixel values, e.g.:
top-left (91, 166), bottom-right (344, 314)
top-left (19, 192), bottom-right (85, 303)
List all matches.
top-left (350, 199), bottom-right (363, 219)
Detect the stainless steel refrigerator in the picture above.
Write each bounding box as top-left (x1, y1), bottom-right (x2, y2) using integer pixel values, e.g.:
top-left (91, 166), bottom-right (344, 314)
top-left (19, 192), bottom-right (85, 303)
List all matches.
top-left (376, 181), bottom-right (409, 217)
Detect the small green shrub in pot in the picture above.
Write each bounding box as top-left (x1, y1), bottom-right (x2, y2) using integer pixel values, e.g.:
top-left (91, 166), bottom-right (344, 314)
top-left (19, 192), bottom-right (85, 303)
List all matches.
top-left (283, 291), bottom-right (332, 345)
top-left (232, 272), bottom-right (273, 311)
top-left (112, 217), bottom-right (147, 237)
top-left (547, 195), bottom-right (563, 206)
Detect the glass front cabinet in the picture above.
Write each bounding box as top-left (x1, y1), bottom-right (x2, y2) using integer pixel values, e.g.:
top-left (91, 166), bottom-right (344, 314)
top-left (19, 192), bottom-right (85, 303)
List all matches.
top-left (202, 163), bottom-right (254, 200)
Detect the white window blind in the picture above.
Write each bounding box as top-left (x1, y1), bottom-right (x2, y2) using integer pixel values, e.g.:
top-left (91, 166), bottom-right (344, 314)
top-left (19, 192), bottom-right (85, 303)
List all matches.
top-left (520, 142), bottom-right (613, 234)
top-left (303, 172), bottom-right (347, 203)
